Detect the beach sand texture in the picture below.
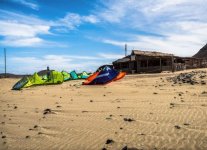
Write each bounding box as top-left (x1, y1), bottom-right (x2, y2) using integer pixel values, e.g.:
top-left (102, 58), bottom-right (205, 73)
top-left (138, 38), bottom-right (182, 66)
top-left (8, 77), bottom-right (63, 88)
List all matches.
top-left (0, 69), bottom-right (207, 150)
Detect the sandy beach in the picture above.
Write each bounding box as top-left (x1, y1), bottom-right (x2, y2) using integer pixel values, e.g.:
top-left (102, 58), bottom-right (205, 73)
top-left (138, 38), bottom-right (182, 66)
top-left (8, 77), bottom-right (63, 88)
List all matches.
top-left (0, 69), bottom-right (207, 150)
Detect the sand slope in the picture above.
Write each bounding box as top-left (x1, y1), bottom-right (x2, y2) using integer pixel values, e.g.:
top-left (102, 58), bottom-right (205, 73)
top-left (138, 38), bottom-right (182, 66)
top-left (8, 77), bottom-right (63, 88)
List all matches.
top-left (0, 69), bottom-right (207, 150)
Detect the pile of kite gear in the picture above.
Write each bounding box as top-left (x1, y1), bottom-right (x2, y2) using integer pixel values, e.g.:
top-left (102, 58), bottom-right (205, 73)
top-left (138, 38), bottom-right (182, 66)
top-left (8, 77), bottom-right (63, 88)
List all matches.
top-left (12, 70), bottom-right (91, 90)
top-left (12, 65), bottom-right (126, 90)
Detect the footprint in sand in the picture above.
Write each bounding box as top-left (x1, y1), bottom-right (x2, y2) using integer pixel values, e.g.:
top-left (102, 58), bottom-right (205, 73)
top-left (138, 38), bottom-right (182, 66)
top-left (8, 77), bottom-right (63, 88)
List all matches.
top-left (2, 135), bottom-right (6, 139)
top-left (122, 146), bottom-right (139, 150)
top-left (174, 125), bottom-right (181, 129)
top-left (105, 139), bottom-right (114, 144)
top-left (38, 132), bottom-right (43, 135)
top-left (25, 135), bottom-right (30, 139)
top-left (82, 111), bottom-right (88, 113)
top-left (43, 108), bottom-right (56, 115)
top-left (124, 118), bottom-right (135, 122)
top-left (43, 109), bottom-right (51, 114)
top-left (201, 91), bottom-right (207, 94)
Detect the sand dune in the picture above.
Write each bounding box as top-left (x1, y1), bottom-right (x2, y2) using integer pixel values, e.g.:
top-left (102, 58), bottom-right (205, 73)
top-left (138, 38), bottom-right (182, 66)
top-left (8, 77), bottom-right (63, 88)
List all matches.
top-left (0, 69), bottom-right (207, 150)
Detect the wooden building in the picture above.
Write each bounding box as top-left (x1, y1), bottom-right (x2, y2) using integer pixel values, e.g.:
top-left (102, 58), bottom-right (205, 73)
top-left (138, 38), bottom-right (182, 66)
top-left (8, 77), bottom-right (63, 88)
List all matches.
top-left (113, 50), bottom-right (203, 74)
top-left (113, 50), bottom-right (174, 73)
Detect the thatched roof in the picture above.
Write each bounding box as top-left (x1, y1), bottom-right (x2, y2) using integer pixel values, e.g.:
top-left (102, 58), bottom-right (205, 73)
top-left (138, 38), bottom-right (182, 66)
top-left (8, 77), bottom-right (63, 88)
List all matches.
top-left (113, 55), bottom-right (131, 63)
top-left (131, 50), bottom-right (173, 57)
top-left (194, 43), bottom-right (207, 58)
top-left (113, 50), bottom-right (174, 64)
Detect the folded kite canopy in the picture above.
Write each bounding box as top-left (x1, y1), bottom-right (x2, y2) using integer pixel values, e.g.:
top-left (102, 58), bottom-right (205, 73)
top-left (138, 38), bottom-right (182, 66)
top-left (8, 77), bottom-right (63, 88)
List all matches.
top-left (12, 71), bottom-right (64, 90)
top-left (113, 72), bottom-right (126, 81)
top-left (83, 66), bottom-right (125, 85)
top-left (12, 69), bottom-right (92, 90)
top-left (62, 71), bottom-right (71, 81)
top-left (82, 72), bottom-right (99, 85)
top-left (80, 71), bottom-right (91, 79)
top-left (12, 67), bottom-right (123, 89)
top-left (70, 71), bottom-right (91, 80)
top-left (70, 71), bottom-right (79, 80)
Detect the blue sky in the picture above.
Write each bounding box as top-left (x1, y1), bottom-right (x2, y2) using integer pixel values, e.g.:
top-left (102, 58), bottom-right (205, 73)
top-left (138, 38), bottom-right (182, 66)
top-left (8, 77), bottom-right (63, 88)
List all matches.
top-left (0, 0), bottom-right (207, 74)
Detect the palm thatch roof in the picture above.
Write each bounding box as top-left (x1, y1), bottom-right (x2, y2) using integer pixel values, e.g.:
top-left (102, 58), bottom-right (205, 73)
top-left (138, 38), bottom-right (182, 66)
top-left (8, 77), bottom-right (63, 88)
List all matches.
top-left (131, 50), bottom-right (173, 57)
top-left (113, 55), bottom-right (131, 63)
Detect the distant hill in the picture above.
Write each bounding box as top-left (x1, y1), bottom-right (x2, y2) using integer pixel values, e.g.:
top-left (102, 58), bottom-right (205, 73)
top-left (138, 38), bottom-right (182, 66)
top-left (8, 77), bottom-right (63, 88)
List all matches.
top-left (194, 43), bottom-right (207, 58)
top-left (0, 73), bottom-right (30, 78)
top-left (37, 70), bottom-right (54, 76)
top-left (0, 69), bottom-right (55, 78)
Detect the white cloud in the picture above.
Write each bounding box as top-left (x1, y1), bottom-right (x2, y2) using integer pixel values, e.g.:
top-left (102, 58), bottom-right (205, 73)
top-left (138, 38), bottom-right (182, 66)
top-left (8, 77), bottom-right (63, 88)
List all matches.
top-left (11, 57), bottom-right (41, 63)
top-left (0, 10), bottom-right (50, 25)
top-left (97, 0), bottom-right (207, 24)
top-left (54, 13), bottom-right (99, 31)
top-left (12, 0), bottom-right (39, 10)
top-left (0, 10), bottom-right (63, 47)
top-left (102, 39), bottom-right (125, 47)
top-left (1, 1), bottom-right (206, 57)
top-left (0, 37), bottom-right (43, 47)
top-left (102, 33), bottom-right (203, 57)
top-left (98, 53), bottom-right (124, 59)
top-left (65, 55), bottom-right (98, 60)
top-left (0, 20), bottom-right (50, 47)
top-left (8, 53), bottom-right (124, 74)
top-left (10, 55), bottom-right (71, 73)
top-left (0, 10), bottom-right (99, 47)
top-left (97, 1), bottom-right (127, 23)
top-left (58, 13), bottom-right (82, 30)
top-left (82, 15), bottom-right (99, 24)
top-left (95, 0), bottom-right (207, 56)
top-left (0, 21), bottom-right (50, 37)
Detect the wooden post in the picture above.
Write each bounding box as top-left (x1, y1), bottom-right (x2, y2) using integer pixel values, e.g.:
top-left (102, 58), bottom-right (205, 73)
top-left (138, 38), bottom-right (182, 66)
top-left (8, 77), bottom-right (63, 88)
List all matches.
top-left (125, 44), bottom-right (127, 56)
top-left (136, 57), bottom-right (139, 73)
top-left (147, 59), bottom-right (149, 69)
top-left (171, 56), bottom-right (174, 72)
top-left (160, 57), bottom-right (162, 71)
top-left (4, 48), bottom-right (6, 78)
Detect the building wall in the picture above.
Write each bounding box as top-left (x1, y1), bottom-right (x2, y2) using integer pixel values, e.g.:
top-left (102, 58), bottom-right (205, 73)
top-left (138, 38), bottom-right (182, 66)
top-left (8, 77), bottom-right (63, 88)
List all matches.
top-left (113, 54), bottom-right (207, 74)
top-left (135, 56), bottom-right (173, 73)
top-left (113, 56), bottom-right (173, 73)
